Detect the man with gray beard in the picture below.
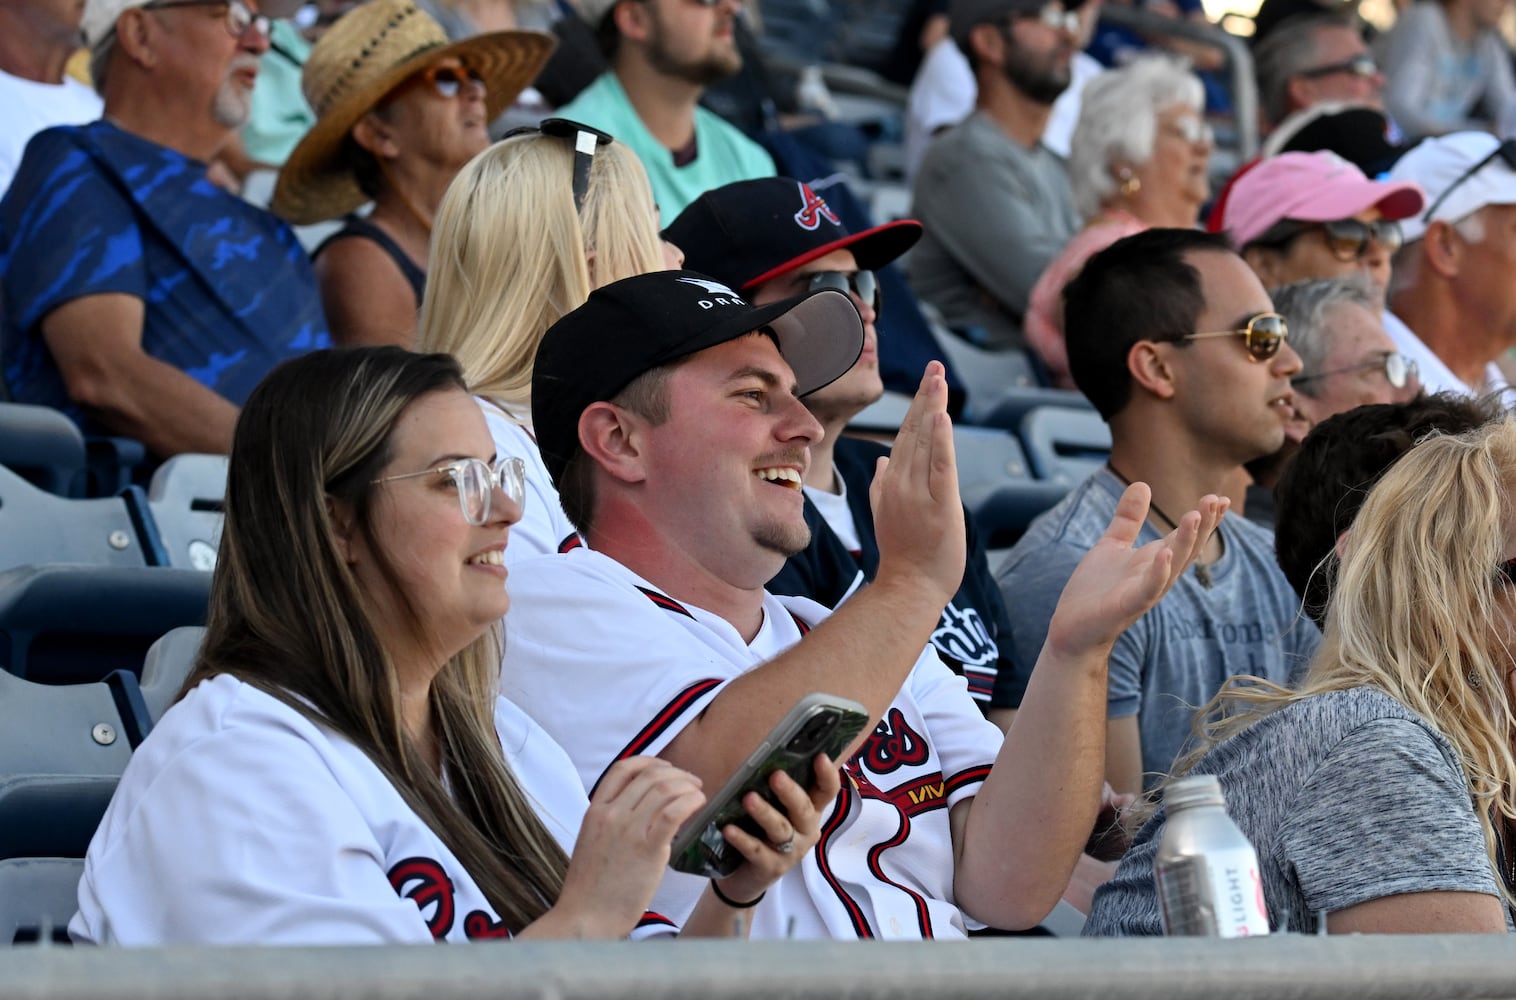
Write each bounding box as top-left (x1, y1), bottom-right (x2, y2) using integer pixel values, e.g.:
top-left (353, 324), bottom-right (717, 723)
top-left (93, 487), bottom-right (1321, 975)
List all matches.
top-left (558, 0), bottom-right (776, 220)
top-left (0, 0), bottom-right (327, 459)
top-left (909, 0), bottom-right (1082, 352)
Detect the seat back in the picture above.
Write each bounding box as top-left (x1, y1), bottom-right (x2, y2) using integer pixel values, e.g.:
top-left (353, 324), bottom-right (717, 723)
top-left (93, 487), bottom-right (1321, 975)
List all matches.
top-left (978, 386), bottom-right (1094, 435)
top-left (140, 626), bottom-right (206, 723)
top-left (0, 402), bottom-right (88, 496)
top-left (0, 775), bottom-right (119, 861)
top-left (0, 857), bottom-right (84, 945)
top-left (952, 426), bottom-right (1032, 509)
top-left (1019, 406), bottom-right (1112, 486)
top-left (0, 670), bottom-right (136, 777)
top-left (0, 465), bottom-right (161, 570)
top-left (148, 454), bottom-right (227, 571)
top-left (0, 565), bottom-right (210, 685)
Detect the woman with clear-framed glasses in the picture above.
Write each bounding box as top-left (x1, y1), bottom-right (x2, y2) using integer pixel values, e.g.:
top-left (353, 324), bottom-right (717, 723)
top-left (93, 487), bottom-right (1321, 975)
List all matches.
top-left (416, 118), bottom-right (684, 564)
top-left (271, 0), bottom-right (552, 348)
top-left (71, 347), bottom-right (833, 945)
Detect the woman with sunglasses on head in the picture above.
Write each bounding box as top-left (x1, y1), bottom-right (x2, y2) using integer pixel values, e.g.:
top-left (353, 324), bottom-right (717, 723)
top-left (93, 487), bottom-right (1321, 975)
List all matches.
top-left (1088, 419), bottom-right (1516, 936)
top-left (71, 347), bottom-right (832, 945)
top-left (1217, 150), bottom-right (1426, 302)
top-left (1027, 57), bottom-right (1212, 390)
top-left (271, 0), bottom-right (554, 348)
top-left (416, 118), bottom-right (682, 563)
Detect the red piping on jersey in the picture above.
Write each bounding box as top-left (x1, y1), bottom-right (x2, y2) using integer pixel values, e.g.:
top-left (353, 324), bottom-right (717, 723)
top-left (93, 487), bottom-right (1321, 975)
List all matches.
top-left (815, 779), bottom-right (875, 938)
top-left (588, 676), bottom-right (724, 798)
top-left (557, 533), bottom-right (583, 553)
top-left (945, 764), bottom-right (992, 797)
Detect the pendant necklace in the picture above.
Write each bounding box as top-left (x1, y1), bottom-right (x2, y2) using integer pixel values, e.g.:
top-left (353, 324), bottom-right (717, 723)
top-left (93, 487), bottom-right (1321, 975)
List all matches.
top-left (1106, 463), bottom-right (1216, 588)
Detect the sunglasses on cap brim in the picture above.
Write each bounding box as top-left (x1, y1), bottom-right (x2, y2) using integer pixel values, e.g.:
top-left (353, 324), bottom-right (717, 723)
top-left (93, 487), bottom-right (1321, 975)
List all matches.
top-left (1181, 311), bottom-right (1288, 362)
top-left (501, 117), bottom-right (615, 212)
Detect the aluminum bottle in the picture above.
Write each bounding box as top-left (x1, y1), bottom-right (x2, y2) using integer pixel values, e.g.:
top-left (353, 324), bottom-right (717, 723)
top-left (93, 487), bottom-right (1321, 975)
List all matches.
top-left (1154, 775), bottom-right (1271, 937)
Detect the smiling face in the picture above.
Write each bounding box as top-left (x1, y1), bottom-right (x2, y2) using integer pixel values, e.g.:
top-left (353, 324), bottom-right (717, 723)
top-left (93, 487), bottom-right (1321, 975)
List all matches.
top-left (344, 387), bottom-right (518, 669)
top-left (751, 248), bottom-right (881, 427)
top-left (1167, 250), bottom-right (1303, 464)
top-left (634, 333), bottom-right (824, 589)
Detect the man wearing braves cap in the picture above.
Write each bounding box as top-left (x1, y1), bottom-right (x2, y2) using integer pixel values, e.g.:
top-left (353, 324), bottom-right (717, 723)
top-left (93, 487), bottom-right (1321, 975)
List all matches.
top-left (0, 0), bottom-right (327, 458)
top-left (668, 176), bottom-right (1019, 728)
top-left (503, 266), bottom-right (1222, 938)
top-left (1218, 150), bottom-right (1424, 303)
top-left (909, 0), bottom-right (1082, 351)
top-left (1381, 132), bottom-right (1516, 397)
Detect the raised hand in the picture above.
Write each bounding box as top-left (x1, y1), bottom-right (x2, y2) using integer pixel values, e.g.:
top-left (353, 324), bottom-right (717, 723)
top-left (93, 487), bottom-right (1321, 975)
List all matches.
top-left (707, 755), bottom-right (842, 906)
top-left (869, 362), bottom-right (967, 607)
top-left (544, 756), bottom-right (706, 938)
top-left (1046, 483), bottom-right (1227, 660)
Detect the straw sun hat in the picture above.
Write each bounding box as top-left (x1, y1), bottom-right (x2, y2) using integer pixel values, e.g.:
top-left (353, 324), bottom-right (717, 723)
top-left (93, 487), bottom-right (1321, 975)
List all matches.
top-left (272, 0), bottom-right (555, 224)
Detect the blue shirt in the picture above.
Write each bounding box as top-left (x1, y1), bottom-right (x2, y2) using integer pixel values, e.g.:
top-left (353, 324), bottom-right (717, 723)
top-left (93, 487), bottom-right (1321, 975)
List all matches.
top-left (1, 121), bottom-right (328, 429)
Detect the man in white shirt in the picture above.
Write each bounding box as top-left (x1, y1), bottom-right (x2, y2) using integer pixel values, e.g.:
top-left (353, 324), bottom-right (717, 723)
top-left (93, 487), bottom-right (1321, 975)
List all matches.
top-left (0, 0), bottom-right (104, 196)
top-left (1384, 132), bottom-right (1516, 398)
top-left (502, 267), bottom-right (1220, 938)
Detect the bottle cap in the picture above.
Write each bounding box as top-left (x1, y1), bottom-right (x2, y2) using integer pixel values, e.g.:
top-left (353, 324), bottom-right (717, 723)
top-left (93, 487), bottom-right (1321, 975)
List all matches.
top-left (1165, 774), bottom-right (1225, 812)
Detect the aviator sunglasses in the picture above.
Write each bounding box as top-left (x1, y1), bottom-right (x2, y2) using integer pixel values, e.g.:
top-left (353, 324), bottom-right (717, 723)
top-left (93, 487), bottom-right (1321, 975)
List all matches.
top-left (805, 269), bottom-right (881, 315)
top-left (373, 456), bottom-right (528, 526)
top-left (1181, 311), bottom-right (1288, 362)
top-left (1298, 54), bottom-right (1379, 81)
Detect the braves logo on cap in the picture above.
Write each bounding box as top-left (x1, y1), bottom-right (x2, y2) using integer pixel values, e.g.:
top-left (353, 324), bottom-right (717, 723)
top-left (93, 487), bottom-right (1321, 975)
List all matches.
top-left (793, 182), bottom-right (841, 232)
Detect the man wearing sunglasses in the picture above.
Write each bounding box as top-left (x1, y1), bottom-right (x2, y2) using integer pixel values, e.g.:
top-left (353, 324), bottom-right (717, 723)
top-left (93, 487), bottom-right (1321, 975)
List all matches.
top-left (909, 0), bottom-right (1081, 352)
top-left (667, 177), bottom-right (1020, 729)
top-left (560, 0), bottom-right (775, 220)
top-left (1381, 131), bottom-right (1516, 398)
top-left (1252, 13), bottom-right (1384, 132)
top-left (998, 229), bottom-right (1320, 798)
top-left (0, 0), bottom-right (328, 460)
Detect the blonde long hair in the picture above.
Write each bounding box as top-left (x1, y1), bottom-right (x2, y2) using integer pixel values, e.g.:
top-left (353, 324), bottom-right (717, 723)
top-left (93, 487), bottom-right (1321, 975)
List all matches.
top-left (417, 132), bottom-right (665, 416)
top-left (1176, 421), bottom-right (1516, 904)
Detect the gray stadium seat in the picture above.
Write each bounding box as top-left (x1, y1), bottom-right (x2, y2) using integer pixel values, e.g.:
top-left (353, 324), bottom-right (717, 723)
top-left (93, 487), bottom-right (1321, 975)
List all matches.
top-left (1019, 406), bottom-right (1112, 486)
top-left (140, 626), bottom-right (205, 724)
top-left (978, 386), bottom-right (1094, 435)
top-left (0, 775), bottom-right (118, 861)
top-left (0, 857), bottom-right (84, 945)
top-left (148, 454), bottom-right (227, 571)
top-left (0, 401), bottom-right (88, 496)
top-left (953, 426), bottom-right (1069, 549)
top-left (0, 464), bottom-right (160, 570)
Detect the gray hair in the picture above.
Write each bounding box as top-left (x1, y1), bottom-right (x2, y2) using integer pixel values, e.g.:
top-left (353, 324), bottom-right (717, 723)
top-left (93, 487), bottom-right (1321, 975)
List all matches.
top-left (1271, 274), bottom-right (1380, 393)
top-left (1067, 56), bottom-right (1206, 220)
top-left (1253, 12), bottom-right (1356, 126)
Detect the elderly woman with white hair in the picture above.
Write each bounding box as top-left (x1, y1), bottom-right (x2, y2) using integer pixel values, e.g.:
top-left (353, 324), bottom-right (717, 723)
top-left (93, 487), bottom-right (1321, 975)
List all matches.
top-left (1026, 57), bottom-right (1211, 389)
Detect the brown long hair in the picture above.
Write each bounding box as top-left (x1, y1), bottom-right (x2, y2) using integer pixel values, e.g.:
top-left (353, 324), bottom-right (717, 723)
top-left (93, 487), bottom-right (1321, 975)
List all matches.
top-left (184, 347), bottom-right (569, 931)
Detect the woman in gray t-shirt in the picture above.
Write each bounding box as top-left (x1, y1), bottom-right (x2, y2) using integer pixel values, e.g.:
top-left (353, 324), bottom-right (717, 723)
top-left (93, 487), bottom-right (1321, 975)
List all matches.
top-left (1087, 421), bottom-right (1516, 936)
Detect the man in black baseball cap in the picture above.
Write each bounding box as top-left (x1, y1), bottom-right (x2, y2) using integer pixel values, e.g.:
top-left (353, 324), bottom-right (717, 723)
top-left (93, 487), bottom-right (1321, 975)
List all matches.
top-left (668, 177), bottom-right (1019, 728)
top-left (504, 260), bottom-right (1218, 940)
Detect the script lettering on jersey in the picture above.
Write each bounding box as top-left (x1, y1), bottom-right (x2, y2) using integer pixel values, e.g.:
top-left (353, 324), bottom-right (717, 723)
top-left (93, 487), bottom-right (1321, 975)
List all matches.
top-left (930, 602), bottom-right (997, 667)
top-left (856, 707), bottom-right (929, 776)
top-left (388, 856), bottom-right (513, 941)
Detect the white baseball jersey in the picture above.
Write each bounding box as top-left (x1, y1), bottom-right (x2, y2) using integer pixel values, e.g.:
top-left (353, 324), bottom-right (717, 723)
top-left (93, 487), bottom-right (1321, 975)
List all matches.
top-left (70, 673), bottom-right (677, 945)
top-left (503, 547), bottom-right (1006, 940)
top-left (477, 398), bottom-right (581, 566)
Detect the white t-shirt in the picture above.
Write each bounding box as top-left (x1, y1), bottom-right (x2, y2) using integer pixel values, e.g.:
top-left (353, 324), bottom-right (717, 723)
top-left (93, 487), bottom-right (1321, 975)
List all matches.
top-left (1382, 309), bottom-right (1511, 399)
top-left (70, 674), bottom-right (672, 945)
top-left (477, 398), bottom-right (580, 565)
top-left (0, 70), bottom-right (102, 198)
top-left (502, 546), bottom-right (1006, 940)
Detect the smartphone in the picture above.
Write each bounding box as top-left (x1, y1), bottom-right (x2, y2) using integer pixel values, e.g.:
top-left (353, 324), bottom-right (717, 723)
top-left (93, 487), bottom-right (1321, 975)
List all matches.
top-left (668, 692), bottom-right (870, 879)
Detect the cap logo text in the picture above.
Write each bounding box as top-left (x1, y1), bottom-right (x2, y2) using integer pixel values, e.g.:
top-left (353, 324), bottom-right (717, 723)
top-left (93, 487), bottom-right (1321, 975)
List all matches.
top-left (793, 182), bottom-right (840, 232)
top-left (677, 276), bottom-right (746, 309)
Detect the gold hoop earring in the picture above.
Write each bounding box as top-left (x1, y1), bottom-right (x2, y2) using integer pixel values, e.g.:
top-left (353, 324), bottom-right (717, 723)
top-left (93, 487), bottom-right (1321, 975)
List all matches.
top-left (1118, 167), bottom-right (1141, 198)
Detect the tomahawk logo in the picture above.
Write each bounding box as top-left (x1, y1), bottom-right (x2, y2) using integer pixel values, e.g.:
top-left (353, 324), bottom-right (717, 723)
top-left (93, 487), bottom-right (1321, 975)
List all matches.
top-left (677, 276), bottom-right (746, 310)
top-left (793, 182), bottom-right (840, 231)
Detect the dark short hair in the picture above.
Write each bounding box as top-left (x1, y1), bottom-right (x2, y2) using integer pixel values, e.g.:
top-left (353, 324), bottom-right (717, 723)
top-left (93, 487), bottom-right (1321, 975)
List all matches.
top-left (555, 363), bottom-right (677, 536)
top-left (1063, 228), bottom-right (1235, 420)
top-left (1274, 392), bottom-right (1506, 624)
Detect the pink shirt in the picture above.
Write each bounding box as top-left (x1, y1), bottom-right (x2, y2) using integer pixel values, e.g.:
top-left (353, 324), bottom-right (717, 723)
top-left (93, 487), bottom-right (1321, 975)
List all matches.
top-left (1025, 214), bottom-right (1147, 389)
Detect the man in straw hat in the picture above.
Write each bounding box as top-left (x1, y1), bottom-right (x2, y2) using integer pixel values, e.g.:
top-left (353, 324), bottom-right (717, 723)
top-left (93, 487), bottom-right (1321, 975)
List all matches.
top-left (0, 0), bottom-right (326, 459)
top-left (501, 267), bottom-right (1221, 937)
top-left (557, 0), bottom-right (774, 220)
top-left (270, 0), bottom-right (554, 348)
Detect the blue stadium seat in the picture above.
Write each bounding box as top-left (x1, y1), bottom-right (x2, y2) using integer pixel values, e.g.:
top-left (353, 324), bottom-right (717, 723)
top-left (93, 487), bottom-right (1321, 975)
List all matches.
top-left (0, 669), bottom-right (138, 776)
top-left (974, 480), bottom-right (1072, 551)
top-left (953, 426), bottom-right (1069, 549)
top-left (139, 626), bottom-right (205, 724)
top-left (0, 464), bottom-right (167, 569)
top-left (0, 402), bottom-right (88, 496)
top-left (1019, 406), bottom-right (1112, 486)
top-left (978, 386), bottom-right (1094, 435)
top-left (147, 455), bottom-right (226, 571)
top-left (0, 565), bottom-right (209, 685)
top-left (0, 775), bottom-right (118, 861)
top-left (0, 857), bottom-right (84, 945)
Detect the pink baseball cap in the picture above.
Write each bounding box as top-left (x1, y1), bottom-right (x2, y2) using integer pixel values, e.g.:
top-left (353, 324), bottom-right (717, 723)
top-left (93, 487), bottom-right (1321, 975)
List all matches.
top-left (1220, 151), bottom-right (1425, 249)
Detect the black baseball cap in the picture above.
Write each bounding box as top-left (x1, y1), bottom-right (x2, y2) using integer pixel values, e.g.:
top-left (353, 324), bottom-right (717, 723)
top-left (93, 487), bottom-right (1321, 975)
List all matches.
top-left (532, 269), bottom-right (865, 487)
top-left (1262, 102), bottom-right (1405, 178)
top-left (663, 177), bottom-right (922, 292)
